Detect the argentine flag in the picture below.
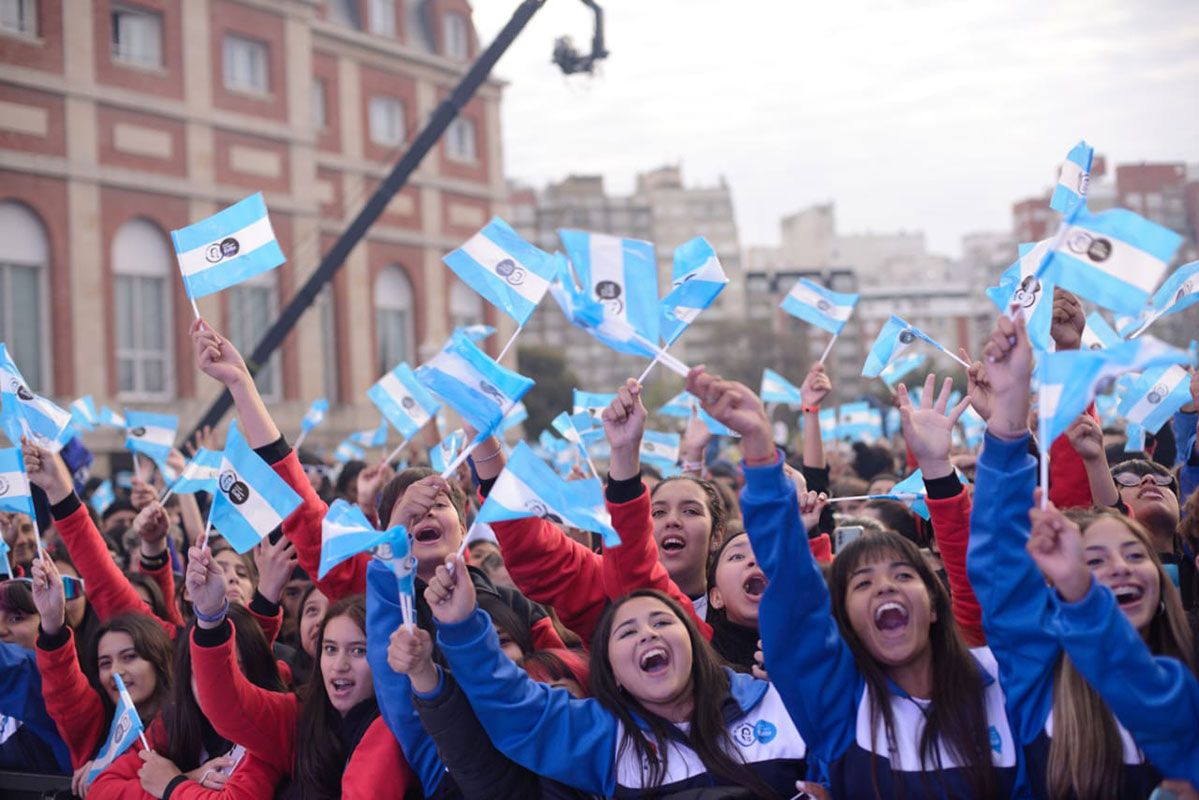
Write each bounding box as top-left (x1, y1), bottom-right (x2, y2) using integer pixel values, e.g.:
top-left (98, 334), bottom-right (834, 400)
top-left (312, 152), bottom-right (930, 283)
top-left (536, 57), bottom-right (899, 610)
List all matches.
top-left (171, 193), bottom-right (286, 300)
top-left (70, 396), bottom-right (98, 432)
top-left (210, 424), bottom-right (302, 553)
top-left (349, 418), bottom-right (388, 449)
top-left (85, 674), bottom-right (145, 787)
top-left (124, 410), bottom-right (177, 471)
top-left (801, 408), bottom-right (838, 441)
top-left (656, 392), bottom-right (737, 437)
top-left (368, 363), bottom-right (440, 440)
top-left (880, 353), bottom-right (926, 388)
top-left (320, 499), bottom-right (405, 579)
top-left (416, 331), bottom-right (534, 438)
top-left (559, 229), bottom-right (660, 350)
top-left (456, 324), bottom-right (496, 342)
top-left (838, 402), bottom-right (882, 442)
top-left (301, 398), bottom-right (329, 435)
top-left (0, 448), bottom-right (35, 518)
top-left (1049, 140), bottom-right (1094, 214)
top-left (986, 240), bottom-right (1055, 351)
top-left (0, 343), bottom-right (72, 451)
top-left (883, 470), bottom-right (930, 520)
top-left (443, 218), bottom-right (556, 326)
top-left (1043, 204), bottom-right (1183, 317)
top-left (640, 430), bottom-right (680, 471)
top-left (1081, 311), bottom-right (1123, 351)
top-left (1125, 260), bottom-right (1199, 338)
top-left (1125, 423), bottom-right (1146, 452)
top-left (862, 316), bottom-right (949, 378)
top-left (761, 369), bottom-right (804, 405)
top-left (99, 405), bottom-right (126, 429)
top-left (89, 479), bottom-right (116, 515)
top-left (476, 442), bottom-right (619, 546)
top-left (573, 390), bottom-right (615, 423)
top-left (1119, 364), bottom-right (1192, 434)
top-left (659, 237), bottom-right (728, 346)
top-left (429, 429), bottom-right (465, 474)
top-left (333, 439), bottom-right (365, 464)
top-left (780, 277), bottom-right (859, 335)
top-left (171, 449), bottom-right (223, 495)
top-left (501, 401), bottom-right (528, 432)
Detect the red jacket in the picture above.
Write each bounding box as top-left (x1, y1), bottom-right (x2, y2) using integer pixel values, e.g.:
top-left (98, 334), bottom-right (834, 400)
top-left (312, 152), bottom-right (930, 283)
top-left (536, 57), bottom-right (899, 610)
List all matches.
top-left (189, 621), bottom-right (414, 799)
top-left (925, 486), bottom-right (986, 647)
top-left (35, 626), bottom-right (108, 769)
top-left (1048, 403), bottom-right (1099, 510)
top-left (89, 718), bottom-right (283, 800)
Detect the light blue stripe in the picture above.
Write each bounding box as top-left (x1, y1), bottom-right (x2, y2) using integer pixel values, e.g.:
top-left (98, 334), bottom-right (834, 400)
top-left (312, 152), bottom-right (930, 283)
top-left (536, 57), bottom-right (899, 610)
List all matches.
top-left (212, 424), bottom-right (301, 553)
top-left (368, 364), bottom-right (440, 440)
top-left (301, 398), bottom-right (329, 433)
top-left (1151, 260), bottom-right (1199, 316)
top-left (171, 193), bottom-right (269, 253)
top-left (1046, 252), bottom-right (1153, 316)
top-left (1074, 206), bottom-right (1184, 263)
top-left (780, 294), bottom-right (847, 334)
top-left (184, 240), bottom-right (286, 300)
top-left (761, 368), bottom-right (803, 404)
top-left (443, 218), bottom-right (553, 326)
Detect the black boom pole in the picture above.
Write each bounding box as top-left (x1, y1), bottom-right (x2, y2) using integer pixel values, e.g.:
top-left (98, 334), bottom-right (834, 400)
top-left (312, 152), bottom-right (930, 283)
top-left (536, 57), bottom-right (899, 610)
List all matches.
top-left (190, 0), bottom-right (548, 439)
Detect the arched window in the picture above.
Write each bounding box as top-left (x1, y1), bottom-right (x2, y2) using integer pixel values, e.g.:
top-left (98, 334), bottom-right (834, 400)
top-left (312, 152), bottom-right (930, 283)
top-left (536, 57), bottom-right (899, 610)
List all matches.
top-left (374, 264), bottom-right (413, 375)
top-left (112, 218), bottom-right (173, 399)
top-left (227, 270), bottom-right (280, 401)
top-left (0, 201), bottom-right (49, 392)
top-left (316, 284), bottom-right (339, 403)
top-left (449, 278), bottom-right (483, 331)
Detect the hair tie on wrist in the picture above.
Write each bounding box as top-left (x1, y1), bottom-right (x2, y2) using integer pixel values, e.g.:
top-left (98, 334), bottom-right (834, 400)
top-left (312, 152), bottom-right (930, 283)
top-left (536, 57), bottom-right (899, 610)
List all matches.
top-left (193, 598), bottom-right (229, 624)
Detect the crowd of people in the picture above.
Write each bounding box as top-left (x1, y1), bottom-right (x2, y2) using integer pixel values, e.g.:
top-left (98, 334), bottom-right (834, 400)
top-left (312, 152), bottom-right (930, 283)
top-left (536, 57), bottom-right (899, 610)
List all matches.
top-left (1, 289), bottom-right (1197, 799)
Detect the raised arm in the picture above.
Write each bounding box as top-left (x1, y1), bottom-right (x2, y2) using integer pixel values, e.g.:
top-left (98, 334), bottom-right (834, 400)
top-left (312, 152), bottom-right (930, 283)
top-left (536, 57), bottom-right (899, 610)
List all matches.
top-left (1062, 412), bottom-right (1118, 508)
top-left (800, 362), bottom-right (832, 470)
top-left (129, 500), bottom-right (186, 628)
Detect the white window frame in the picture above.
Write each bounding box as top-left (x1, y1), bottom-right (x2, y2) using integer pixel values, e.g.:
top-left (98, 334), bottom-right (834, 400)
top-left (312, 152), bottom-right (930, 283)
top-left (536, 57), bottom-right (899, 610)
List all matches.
top-left (311, 78), bottom-right (327, 131)
top-left (368, 0), bottom-right (395, 37)
top-left (317, 284), bottom-right (339, 404)
top-left (443, 11), bottom-right (468, 61)
top-left (223, 34), bottom-right (269, 95)
top-left (112, 219), bottom-right (175, 401)
top-left (446, 116), bottom-right (476, 163)
top-left (0, 0), bottom-right (36, 38)
top-left (374, 265), bottom-right (414, 376)
top-left (226, 272), bottom-right (281, 402)
top-left (111, 4), bottom-right (163, 68)
top-left (0, 201), bottom-right (50, 393)
top-left (368, 95), bottom-right (405, 148)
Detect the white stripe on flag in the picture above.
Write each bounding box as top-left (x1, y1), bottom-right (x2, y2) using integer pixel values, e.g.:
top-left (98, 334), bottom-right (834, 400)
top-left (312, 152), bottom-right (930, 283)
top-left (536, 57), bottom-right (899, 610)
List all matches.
top-left (459, 232), bottom-right (550, 303)
top-left (1039, 383), bottom-right (1063, 422)
top-left (378, 372), bottom-right (432, 428)
top-left (132, 426), bottom-right (175, 449)
top-left (1061, 225), bottom-right (1165, 293)
top-left (176, 215), bottom-right (277, 277)
top-left (1058, 159), bottom-right (1086, 195)
top-left (787, 282), bottom-right (853, 321)
top-left (220, 464), bottom-right (286, 533)
top-left (181, 463), bottom-right (219, 482)
top-left (588, 234), bottom-right (628, 322)
top-left (491, 468), bottom-right (566, 520)
top-left (434, 353), bottom-right (515, 414)
top-left (0, 470), bottom-right (32, 500)
top-left (1126, 365), bottom-right (1188, 424)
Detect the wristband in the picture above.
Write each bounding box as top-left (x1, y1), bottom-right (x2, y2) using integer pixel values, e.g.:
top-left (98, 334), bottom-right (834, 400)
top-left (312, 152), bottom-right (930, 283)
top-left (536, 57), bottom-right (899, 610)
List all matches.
top-left (682, 459), bottom-right (704, 472)
top-left (801, 405), bottom-right (821, 415)
top-left (471, 446), bottom-right (502, 463)
top-left (193, 597), bottom-right (229, 624)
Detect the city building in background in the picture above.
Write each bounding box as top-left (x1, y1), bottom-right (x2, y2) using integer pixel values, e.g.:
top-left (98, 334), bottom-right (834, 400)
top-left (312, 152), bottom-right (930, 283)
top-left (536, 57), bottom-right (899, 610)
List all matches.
top-left (0, 0), bottom-right (507, 463)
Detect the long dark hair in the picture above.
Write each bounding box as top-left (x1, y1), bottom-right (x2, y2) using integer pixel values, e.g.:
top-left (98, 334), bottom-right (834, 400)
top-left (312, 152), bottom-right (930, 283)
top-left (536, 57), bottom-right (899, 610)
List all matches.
top-left (651, 476), bottom-right (729, 544)
top-left (828, 532), bottom-right (998, 799)
top-left (161, 605), bottom-right (285, 770)
top-left (293, 595), bottom-right (376, 799)
top-left (589, 589), bottom-right (780, 798)
top-left (126, 572), bottom-right (170, 623)
top-left (478, 593), bottom-right (535, 657)
top-left (81, 613), bottom-right (174, 749)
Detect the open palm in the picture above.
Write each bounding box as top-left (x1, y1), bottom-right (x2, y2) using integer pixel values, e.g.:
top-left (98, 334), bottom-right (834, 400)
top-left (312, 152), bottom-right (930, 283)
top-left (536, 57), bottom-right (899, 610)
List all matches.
top-left (899, 375), bottom-right (969, 478)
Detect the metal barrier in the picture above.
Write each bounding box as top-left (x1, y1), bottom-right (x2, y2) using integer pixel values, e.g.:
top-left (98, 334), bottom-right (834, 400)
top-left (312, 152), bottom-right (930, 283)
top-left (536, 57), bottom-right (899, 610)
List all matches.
top-left (0, 769), bottom-right (75, 799)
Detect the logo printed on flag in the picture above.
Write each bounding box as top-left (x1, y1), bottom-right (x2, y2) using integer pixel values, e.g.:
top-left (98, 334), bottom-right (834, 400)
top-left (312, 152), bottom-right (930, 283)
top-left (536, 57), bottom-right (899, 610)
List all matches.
top-left (659, 237), bottom-right (728, 346)
top-left (171, 193), bottom-right (286, 299)
top-left (86, 674), bottom-right (144, 787)
top-left (1118, 364), bottom-right (1193, 435)
top-left (416, 331), bottom-right (534, 438)
top-left (780, 278), bottom-right (859, 335)
top-left (0, 448), bottom-right (36, 519)
top-left (558, 229), bottom-right (660, 349)
top-left (368, 363), bottom-right (441, 441)
top-left (210, 423), bottom-right (301, 553)
top-left (861, 316), bottom-right (948, 378)
top-left (1049, 140), bottom-right (1094, 215)
top-left (0, 343), bottom-right (72, 451)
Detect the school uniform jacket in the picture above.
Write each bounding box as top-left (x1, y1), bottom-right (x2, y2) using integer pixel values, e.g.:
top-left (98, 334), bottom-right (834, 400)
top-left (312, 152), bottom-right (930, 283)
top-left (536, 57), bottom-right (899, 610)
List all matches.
top-left (969, 431), bottom-right (1179, 798)
top-left (436, 605), bottom-right (807, 798)
top-left (189, 618), bottom-right (414, 799)
top-left (0, 640), bottom-right (71, 773)
top-left (742, 453), bottom-right (1019, 799)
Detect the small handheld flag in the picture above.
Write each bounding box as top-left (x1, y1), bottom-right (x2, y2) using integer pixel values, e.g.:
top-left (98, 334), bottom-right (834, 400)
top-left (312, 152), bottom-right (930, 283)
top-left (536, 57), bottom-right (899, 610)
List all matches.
top-left (880, 353), bottom-right (926, 389)
top-left (659, 237), bottom-right (728, 346)
top-left (333, 439), bottom-right (365, 464)
top-left (294, 398), bottom-right (329, 449)
top-left (171, 192), bottom-right (286, 305)
top-left (320, 499), bottom-right (406, 579)
top-left (837, 402), bottom-right (883, 442)
top-left (70, 396), bottom-right (98, 432)
top-left (349, 418), bottom-right (389, 449)
top-left (456, 324), bottom-right (496, 342)
top-left (1049, 140), bottom-right (1094, 215)
top-left (656, 391), bottom-right (736, 437)
top-left (780, 277), bottom-right (859, 335)
top-left (368, 363), bottom-right (441, 441)
top-left (442, 218), bottom-right (556, 326)
top-left (885, 470), bottom-right (930, 520)
top-left (0, 344), bottom-right (72, 451)
top-left (573, 390), bottom-right (615, 423)
top-left (1081, 311), bottom-right (1123, 351)
top-left (209, 424), bottom-right (302, 553)
top-left (89, 479), bottom-right (116, 515)
top-left (124, 410), bottom-right (178, 479)
top-left (558, 229), bottom-right (660, 350)
top-left (640, 430), bottom-right (680, 471)
top-left (429, 429), bottom-right (465, 474)
top-left (0, 447), bottom-right (36, 519)
top-left (862, 316), bottom-right (964, 378)
top-left (1118, 364), bottom-right (1193, 434)
top-left (169, 449), bottom-right (223, 495)
top-left (86, 674), bottom-right (147, 787)
top-left (416, 331), bottom-right (534, 438)
top-left (760, 369), bottom-right (804, 405)
top-left (986, 240), bottom-right (1056, 351)
top-left (98, 405), bottom-right (126, 429)
top-left (1125, 260), bottom-right (1199, 339)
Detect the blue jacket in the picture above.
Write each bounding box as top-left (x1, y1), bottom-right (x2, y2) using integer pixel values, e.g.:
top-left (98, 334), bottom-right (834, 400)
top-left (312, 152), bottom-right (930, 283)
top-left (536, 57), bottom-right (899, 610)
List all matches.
top-left (1174, 409), bottom-right (1198, 511)
top-left (0, 641), bottom-right (72, 773)
top-left (434, 605), bottom-right (807, 797)
top-left (969, 431), bottom-right (1184, 797)
top-left (741, 454), bottom-right (1019, 799)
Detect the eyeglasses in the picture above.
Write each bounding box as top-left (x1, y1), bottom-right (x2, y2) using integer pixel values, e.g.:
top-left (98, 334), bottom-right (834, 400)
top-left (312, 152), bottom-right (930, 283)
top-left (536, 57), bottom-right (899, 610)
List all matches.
top-left (1112, 472), bottom-right (1175, 489)
top-left (1, 576), bottom-right (86, 600)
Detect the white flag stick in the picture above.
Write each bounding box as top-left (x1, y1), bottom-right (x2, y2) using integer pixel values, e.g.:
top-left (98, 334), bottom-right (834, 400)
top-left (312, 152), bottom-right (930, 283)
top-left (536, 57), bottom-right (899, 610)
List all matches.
top-left (294, 429), bottom-right (309, 450)
top-left (381, 438), bottom-right (409, 467)
top-left (159, 486), bottom-right (175, 505)
top-left (496, 324), bottom-right (524, 363)
top-left (818, 334), bottom-right (839, 364)
top-left (945, 349), bottom-right (973, 370)
top-left (400, 591), bottom-right (414, 632)
top-left (188, 295), bottom-right (201, 320)
top-left (440, 437), bottom-right (481, 479)
top-left (826, 494), bottom-right (888, 504)
top-left (198, 510), bottom-right (214, 551)
top-left (637, 354), bottom-right (662, 385)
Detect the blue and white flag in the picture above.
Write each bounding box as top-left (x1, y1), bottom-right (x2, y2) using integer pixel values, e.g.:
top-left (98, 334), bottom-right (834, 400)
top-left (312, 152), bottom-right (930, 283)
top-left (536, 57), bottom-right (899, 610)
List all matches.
top-left (640, 430), bottom-right (680, 471)
top-left (300, 398), bottom-right (329, 435)
top-left (319, 499), bottom-right (405, 579)
top-left (210, 424), bottom-right (302, 553)
top-left (1125, 423), bottom-right (1146, 453)
top-left (99, 405), bottom-right (126, 429)
top-left (124, 410), bottom-right (177, 470)
top-left (862, 316), bottom-right (950, 378)
top-left (986, 240), bottom-right (1055, 351)
top-left (70, 396), bottom-right (98, 432)
top-left (1081, 311), bottom-right (1123, 351)
top-left (1049, 140), bottom-right (1093, 215)
top-left (882, 470), bottom-right (930, 521)
top-left (501, 401), bottom-right (528, 432)
top-left (837, 402), bottom-right (883, 442)
top-left (89, 479), bottom-right (115, 515)
top-left (86, 674), bottom-right (145, 787)
top-left (879, 353), bottom-right (926, 389)
top-left (170, 449), bottom-right (222, 495)
top-left (655, 391), bottom-right (734, 437)
top-left (416, 331), bottom-right (534, 438)
top-left (0, 448), bottom-right (35, 518)
top-left (559, 229), bottom-right (660, 348)
top-left (573, 390), bottom-right (615, 423)
top-left (368, 363), bottom-right (440, 441)
top-left (1038, 337), bottom-right (1191, 444)
top-left (0, 343), bottom-right (72, 451)
top-left (1124, 260), bottom-right (1199, 338)
top-left (1119, 364), bottom-right (1192, 434)
top-left (171, 193), bottom-right (286, 300)
top-left (429, 429), bottom-right (465, 474)
top-left (456, 324), bottom-right (496, 342)
top-left (780, 277), bottom-right (859, 335)
top-left (333, 439), bottom-right (365, 464)
top-left (443, 218), bottom-right (556, 326)
top-left (1042, 204), bottom-right (1183, 316)
top-left (659, 237), bottom-right (728, 346)
top-left (349, 418), bottom-right (389, 449)
top-left (761, 369), bottom-right (804, 405)
top-left (476, 442), bottom-right (619, 546)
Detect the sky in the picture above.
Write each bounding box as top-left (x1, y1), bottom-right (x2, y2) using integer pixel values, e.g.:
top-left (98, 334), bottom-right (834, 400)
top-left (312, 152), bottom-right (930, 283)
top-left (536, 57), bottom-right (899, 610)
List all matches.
top-left (472, 0), bottom-right (1199, 257)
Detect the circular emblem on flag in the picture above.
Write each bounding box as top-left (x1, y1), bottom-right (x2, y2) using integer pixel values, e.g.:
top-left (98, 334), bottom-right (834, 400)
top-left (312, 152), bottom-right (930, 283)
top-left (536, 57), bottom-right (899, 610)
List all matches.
top-left (816, 299), bottom-right (832, 313)
top-left (219, 470), bottom-right (250, 504)
top-left (15, 384), bottom-right (33, 401)
top-left (494, 258), bottom-right (525, 286)
top-left (898, 330), bottom-right (916, 345)
top-left (1147, 384), bottom-right (1168, 404)
top-left (206, 243), bottom-right (224, 263)
top-left (478, 381), bottom-right (505, 405)
top-left (220, 237), bottom-right (240, 259)
top-left (400, 396), bottom-right (416, 410)
top-left (1088, 340), bottom-right (1103, 351)
top-left (1014, 275), bottom-right (1041, 309)
top-left (1086, 238), bottom-right (1112, 263)
top-left (523, 499), bottom-right (563, 525)
top-left (0, 477), bottom-right (9, 496)
top-left (595, 280), bottom-right (624, 315)
top-left (129, 426), bottom-right (146, 437)
top-left (642, 442), bottom-right (656, 453)
top-left (1067, 231), bottom-right (1093, 254)
top-left (733, 722), bottom-right (756, 747)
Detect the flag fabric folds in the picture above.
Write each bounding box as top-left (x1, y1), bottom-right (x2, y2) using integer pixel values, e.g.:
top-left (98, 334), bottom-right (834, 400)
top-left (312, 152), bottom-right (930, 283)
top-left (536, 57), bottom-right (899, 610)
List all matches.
top-left (210, 424), bottom-right (302, 553)
top-left (456, 324), bottom-right (497, 342)
top-left (70, 396), bottom-right (98, 432)
top-left (986, 240), bottom-right (1055, 351)
top-left (879, 353), bottom-right (926, 388)
top-left (559, 229), bottom-right (660, 349)
top-left (124, 410), bottom-right (177, 472)
top-left (862, 316), bottom-right (949, 378)
top-left (368, 363), bottom-right (441, 440)
top-left (171, 192), bottom-right (286, 300)
top-left (1081, 311), bottom-right (1123, 351)
top-left (659, 237), bottom-right (728, 346)
top-left (1118, 364), bottom-right (1193, 434)
top-left (877, 470), bottom-right (930, 520)
top-left (301, 398), bottom-right (329, 435)
top-left (573, 390), bottom-right (615, 422)
top-left (429, 429), bottom-right (465, 474)
top-left (760, 369), bottom-right (804, 405)
top-left (89, 479), bottom-right (116, 515)
top-left (1125, 260), bottom-right (1199, 338)
top-left (476, 442), bottom-right (619, 546)
top-left (1043, 204), bottom-right (1183, 316)
top-left (0, 343), bottom-right (72, 451)
top-left (86, 674), bottom-right (145, 787)
top-left (1049, 140), bottom-right (1094, 214)
top-left (99, 405), bottom-right (126, 429)
top-left (333, 440), bottom-right (365, 463)
top-left (349, 418), bottom-right (389, 449)
top-left (320, 499), bottom-right (406, 579)
top-left (416, 331), bottom-right (534, 438)
top-left (780, 277), bottom-right (859, 335)
top-left (0, 447), bottom-right (36, 518)
top-left (656, 391), bottom-right (736, 438)
top-left (443, 218), bottom-right (556, 326)
top-left (640, 430), bottom-right (680, 471)
top-left (171, 449), bottom-right (223, 495)
top-left (501, 401), bottom-right (528, 432)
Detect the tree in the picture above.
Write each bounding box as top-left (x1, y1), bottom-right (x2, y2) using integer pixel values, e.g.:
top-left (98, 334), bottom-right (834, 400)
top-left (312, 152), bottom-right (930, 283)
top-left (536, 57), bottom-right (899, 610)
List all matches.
top-left (517, 345), bottom-right (579, 436)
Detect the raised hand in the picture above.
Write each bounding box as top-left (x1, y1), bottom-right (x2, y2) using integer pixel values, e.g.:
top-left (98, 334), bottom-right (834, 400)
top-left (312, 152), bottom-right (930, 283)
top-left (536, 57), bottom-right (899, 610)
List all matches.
top-left (962, 350), bottom-right (993, 422)
top-left (898, 374), bottom-right (971, 480)
top-left (798, 490), bottom-right (828, 534)
top-left (1050, 288), bottom-right (1085, 351)
top-left (30, 554), bottom-right (65, 635)
top-left (130, 476), bottom-right (157, 511)
top-left (686, 367), bottom-right (773, 463)
top-left (185, 425), bottom-right (219, 457)
top-left (602, 379), bottom-right (647, 481)
top-left (191, 318), bottom-right (249, 389)
top-left (185, 545), bottom-right (227, 625)
top-left (1026, 489), bottom-right (1089, 602)
top-left (800, 362), bottom-right (832, 408)
top-left (424, 554), bottom-right (476, 625)
top-left (391, 475), bottom-right (450, 530)
top-left (254, 535), bottom-right (297, 604)
top-left (20, 438), bottom-right (73, 505)
top-left (679, 405), bottom-right (711, 468)
top-left (132, 502), bottom-right (170, 558)
top-left (387, 624), bottom-right (438, 692)
top-left (981, 310), bottom-right (1033, 441)
top-left (1064, 414), bottom-right (1105, 462)
top-left (356, 462), bottom-right (395, 517)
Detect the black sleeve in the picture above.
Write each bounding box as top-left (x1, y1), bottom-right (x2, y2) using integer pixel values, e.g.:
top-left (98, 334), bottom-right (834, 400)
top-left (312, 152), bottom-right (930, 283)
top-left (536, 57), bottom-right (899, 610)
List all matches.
top-left (253, 436), bottom-right (291, 466)
top-left (801, 465), bottom-right (830, 495)
top-left (923, 473), bottom-right (964, 501)
top-left (49, 493), bottom-right (82, 521)
top-left (478, 476), bottom-right (497, 498)
top-left (192, 617), bottom-right (233, 647)
top-left (604, 473), bottom-right (645, 505)
top-left (249, 591), bottom-right (280, 618)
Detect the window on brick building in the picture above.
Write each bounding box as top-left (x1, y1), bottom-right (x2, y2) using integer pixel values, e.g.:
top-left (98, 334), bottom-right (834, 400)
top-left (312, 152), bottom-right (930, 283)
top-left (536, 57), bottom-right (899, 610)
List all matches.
top-left (450, 279), bottom-right (483, 330)
top-left (0, 201), bottom-right (49, 392)
top-left (312, 79), bottom-right (327, 130)
top-left (368, 95), bottom-right (405, 147)
top-left (113, 218), bottom-right (173, 399)
top-left (227, 271), bottom-right (280, 401)
top-left (317, 284), bottom-right (339, 403)
top-left (446, 116), bottom-right (476, 163)
top-left (443, 12), bottom-right (468, 60)
top-left (0, 0), bottom-right (36, 36)
top-left (223, 34), bottom-right (269, 94)
top-left (369, 0), bottom-right (395, 37)
top-left (111, 5), bottom-right (162, 67)
top-left (327, 0), bottom-right (362, 30)
top-left (374, 265), bottom-right (414, 375)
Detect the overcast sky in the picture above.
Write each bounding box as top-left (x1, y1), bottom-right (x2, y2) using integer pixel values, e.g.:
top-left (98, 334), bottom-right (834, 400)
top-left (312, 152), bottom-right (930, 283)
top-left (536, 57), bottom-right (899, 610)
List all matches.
top-left (473, 0), bottom-right (1199, 257)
